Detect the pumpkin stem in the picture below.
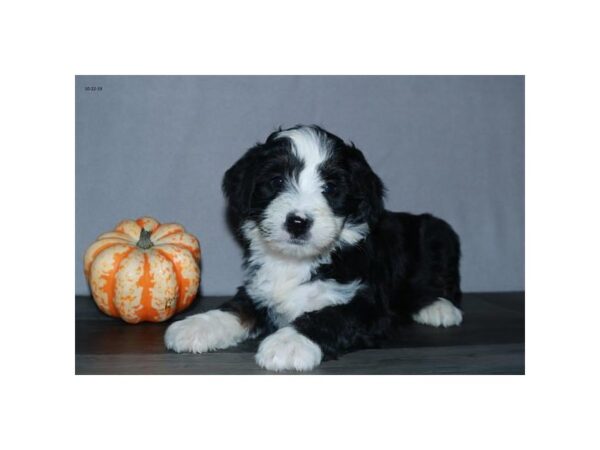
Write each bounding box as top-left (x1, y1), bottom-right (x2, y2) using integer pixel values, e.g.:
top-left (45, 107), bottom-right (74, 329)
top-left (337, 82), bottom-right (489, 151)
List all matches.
top-left (136, 228), bottom-right (154, 249)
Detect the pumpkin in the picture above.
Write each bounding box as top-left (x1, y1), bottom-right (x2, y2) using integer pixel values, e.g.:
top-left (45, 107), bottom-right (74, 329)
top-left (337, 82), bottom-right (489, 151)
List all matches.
top-left (83, 217), bottom-right (201, 323)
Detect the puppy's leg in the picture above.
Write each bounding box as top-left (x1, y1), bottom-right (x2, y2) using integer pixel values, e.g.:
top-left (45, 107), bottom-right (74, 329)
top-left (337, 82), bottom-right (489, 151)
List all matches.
top-left (165, 287), bottom-right (266, 353)
top-left (255, 296), bottom-right (384, 372)
top-left (412, 297), bottom-right (463, 327)
top-left (410, 215), bottom-right (462, 327)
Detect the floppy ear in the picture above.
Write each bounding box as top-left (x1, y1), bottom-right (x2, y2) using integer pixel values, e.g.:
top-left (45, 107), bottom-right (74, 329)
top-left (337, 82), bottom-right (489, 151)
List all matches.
top-left (346, 145), bottom-right (385, 224)
top-left (222, 145), bottom-right (263, 230)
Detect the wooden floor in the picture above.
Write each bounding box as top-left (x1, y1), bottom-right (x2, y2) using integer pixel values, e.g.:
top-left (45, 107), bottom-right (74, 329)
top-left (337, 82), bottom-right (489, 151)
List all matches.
top-left (76, 292), bottom-right (525, 375)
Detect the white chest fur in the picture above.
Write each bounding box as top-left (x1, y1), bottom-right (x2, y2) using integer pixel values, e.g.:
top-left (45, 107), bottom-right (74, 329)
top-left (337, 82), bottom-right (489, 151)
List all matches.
top-left (242, 220), bottom-right (362, 327)
top-left (244, 247), bottom-right (361, 327)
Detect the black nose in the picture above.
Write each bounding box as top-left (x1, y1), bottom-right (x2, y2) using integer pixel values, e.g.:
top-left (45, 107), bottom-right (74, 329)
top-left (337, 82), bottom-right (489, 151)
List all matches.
top-left (285, 214), bottom-right (313, 238)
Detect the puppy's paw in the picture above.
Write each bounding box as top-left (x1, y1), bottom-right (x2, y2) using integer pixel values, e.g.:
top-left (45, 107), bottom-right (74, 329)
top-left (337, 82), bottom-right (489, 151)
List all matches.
top-left (255, 327), bottom-right (323, 372)
top-left (164, 310), bottom-right (249, 353)
top-left (412, 298), bottom-right (463, 327)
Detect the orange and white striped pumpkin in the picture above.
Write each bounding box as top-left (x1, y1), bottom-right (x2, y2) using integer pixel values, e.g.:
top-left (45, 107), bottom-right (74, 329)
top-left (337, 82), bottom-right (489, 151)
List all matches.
top-left (84, 217), bottom-right (201, 323)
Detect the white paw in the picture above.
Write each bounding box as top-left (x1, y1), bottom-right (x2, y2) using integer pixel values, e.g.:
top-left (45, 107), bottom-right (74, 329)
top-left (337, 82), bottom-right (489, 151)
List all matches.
top-left (412, 298), bottom-right (463, 327)
top-left (255, 327), bottom-right (323, 372)
top-left (164, 310), bottom-right (249, 353)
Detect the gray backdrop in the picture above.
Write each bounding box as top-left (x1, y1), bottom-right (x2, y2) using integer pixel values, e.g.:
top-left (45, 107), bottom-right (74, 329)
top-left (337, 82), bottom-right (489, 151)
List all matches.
top-left (76, 76), bottom-right (524, 296)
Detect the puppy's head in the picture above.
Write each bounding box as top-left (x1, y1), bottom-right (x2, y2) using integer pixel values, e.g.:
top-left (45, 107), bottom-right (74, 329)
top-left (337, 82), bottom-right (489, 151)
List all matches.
top-left (223, 125), bottom-right (384, 258)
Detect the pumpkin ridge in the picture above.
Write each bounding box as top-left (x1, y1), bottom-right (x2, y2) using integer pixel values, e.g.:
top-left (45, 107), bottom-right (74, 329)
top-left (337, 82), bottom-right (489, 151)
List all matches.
top-left (155, 230), bottom-right (184, 241)
top-left (96, 237), bottom-right (130, 243)
top-left (115, 220), bottom-right (142, 240)
top-left (156, 248), bottom-right (190, 312)
top-left (101, 247), bottom-right (136, 317)
top-left (137, 253), bottom-right (156, 321)
top-left (96, 231), bottom-right (135, 242)
top-left (84, 240), bottom-right (126, 278)
top-left (177, 243), bottom-right (201, 260)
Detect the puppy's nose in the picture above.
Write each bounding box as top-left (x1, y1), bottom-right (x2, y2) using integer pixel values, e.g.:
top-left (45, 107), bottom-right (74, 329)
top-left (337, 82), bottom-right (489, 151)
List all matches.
top-left (285, 213), bottom-right (313, 238)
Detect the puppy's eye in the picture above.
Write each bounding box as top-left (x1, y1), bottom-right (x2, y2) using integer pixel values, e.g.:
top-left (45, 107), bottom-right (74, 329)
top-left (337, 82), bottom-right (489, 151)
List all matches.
top-left (322, 182), bottom-right (337, 195)
top-left (270, 176), bottom-right (284, 188)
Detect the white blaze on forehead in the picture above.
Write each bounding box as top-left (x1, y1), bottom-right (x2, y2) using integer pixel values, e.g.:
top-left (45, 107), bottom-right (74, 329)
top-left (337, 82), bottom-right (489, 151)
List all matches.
top-left (276, 127), bottom-right (331, 195)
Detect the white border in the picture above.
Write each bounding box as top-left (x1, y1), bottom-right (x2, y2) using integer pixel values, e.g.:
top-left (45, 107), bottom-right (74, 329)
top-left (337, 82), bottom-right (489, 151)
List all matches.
top-left (2, 1), bottom-right (600, 449)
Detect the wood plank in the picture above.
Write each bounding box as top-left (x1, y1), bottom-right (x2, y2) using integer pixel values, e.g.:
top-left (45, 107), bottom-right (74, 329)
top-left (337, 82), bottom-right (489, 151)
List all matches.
top-left (76, 343), bottom-right (524, 375)
top-left (75, 293), bottom-right (525, 375)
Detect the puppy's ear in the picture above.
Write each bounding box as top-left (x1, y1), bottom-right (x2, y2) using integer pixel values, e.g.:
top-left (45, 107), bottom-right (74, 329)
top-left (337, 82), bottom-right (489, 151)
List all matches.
top-left (346, 145), bottom-right (385, 224)
top-left (222, 145), bottom-right (262, 224)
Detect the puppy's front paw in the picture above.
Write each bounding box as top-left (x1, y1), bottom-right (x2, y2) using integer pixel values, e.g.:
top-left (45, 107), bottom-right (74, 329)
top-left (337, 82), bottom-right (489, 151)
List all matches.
top-left (255, 327), bottom-right (323, 372)
top-left (164, 310), bottom-right (248, 353)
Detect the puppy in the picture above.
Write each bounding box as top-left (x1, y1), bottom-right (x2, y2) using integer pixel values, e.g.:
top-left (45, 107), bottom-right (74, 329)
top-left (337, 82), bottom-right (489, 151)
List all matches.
top-left (165, 125), bottom-right (462, 371)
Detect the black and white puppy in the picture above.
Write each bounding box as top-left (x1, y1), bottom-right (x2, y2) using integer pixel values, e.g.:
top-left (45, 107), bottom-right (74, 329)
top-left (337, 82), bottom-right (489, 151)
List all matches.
top-left (165, 125), bottom-right (462, 371)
